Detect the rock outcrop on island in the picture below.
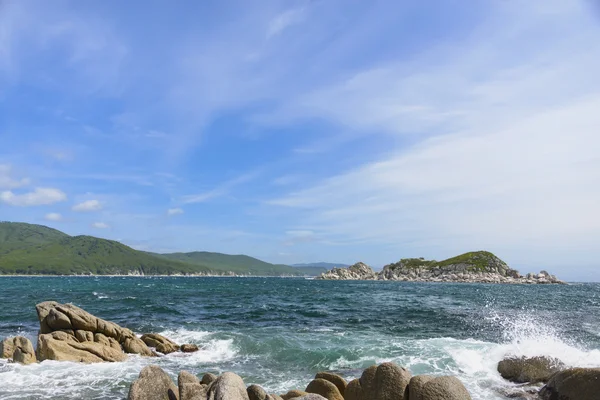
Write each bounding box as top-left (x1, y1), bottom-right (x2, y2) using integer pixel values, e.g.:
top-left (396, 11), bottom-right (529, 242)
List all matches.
top-left (127, 362), bottom-right (471, 400)
top-left (317, 251), bottom-right (565, 284)
top-left (0, 301), bottom-right (199, 365)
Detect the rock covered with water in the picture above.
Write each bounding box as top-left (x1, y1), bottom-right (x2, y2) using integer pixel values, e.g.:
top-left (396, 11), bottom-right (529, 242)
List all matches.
top-left (539, 367), bottom-right (600, 400)
top-left (317, 262), bottom-right (377, 280)
top-left (0, 336), bottom-right (36, 364)
top-left (317, 251), bottom-right (566, 284)
top-left (497, 356), bottom-right (565, 384)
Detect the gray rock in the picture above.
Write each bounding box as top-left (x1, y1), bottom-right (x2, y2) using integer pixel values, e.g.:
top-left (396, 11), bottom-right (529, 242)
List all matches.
top-left (178, 371), bottom-right (206, 400)
top-left (344, 363), bottom-right (411, 400)
top-left (420, 376), bottom-right (471, 400)
top-left (281, 391), bottom-right (308, 400)
top-left (142, 333), bottom-right (180, 354)
top-left (406, 375), bottom-right (434, 400)
top-left (207, 372), bottom-right (249, 400)
top-left (181, 344), bottom-right (200, 353)
top-left (498, 356), bottom-right (565, 383)
top-left (201, 373), bottom-right (218, 385)
top-left (248, 384), bottom-right (268, 400)
top-left (539, 367), bottom-right (600, 400)
top-left (289, 395), bottom-right (327, 400)
top-left (127, 365), bottom-right (179, 400)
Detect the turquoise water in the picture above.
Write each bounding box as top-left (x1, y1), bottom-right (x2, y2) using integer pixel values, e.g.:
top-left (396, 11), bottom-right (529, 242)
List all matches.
top-left (0, 277), bottom-right (599, 399)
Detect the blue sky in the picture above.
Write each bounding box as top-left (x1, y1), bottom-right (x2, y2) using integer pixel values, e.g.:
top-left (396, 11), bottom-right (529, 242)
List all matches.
top-left (1, 0), bottom-right (600, 280)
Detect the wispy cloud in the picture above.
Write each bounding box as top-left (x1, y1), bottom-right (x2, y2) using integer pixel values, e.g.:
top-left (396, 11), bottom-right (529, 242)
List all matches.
top-left (45, 212), bottom-right (62, 222)
top-left (91, 222), bottom-right (109, 229)
top-left (0, 164), bottom-right (30, 189)
top-left (267, 8), bottom-right (305, 38)
top-left (0, 188), bottom-right (67, 206)
top-left (72, 199), bottom-right (103, 212)
top-left (167, 208), bottom-right (184, 216)
top-left (182, 171), bottom-right (260, 204)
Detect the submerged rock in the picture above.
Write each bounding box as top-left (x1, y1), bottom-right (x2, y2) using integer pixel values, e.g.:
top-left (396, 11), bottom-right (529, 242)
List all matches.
top-left (181, 343), bottom-right (200, 353)
top-left (0, 336), bottom-right (36, 364)
top-left (539, 368), bottom-right (600, 400)
top-left (128, 365), bottom-right (179, 400)
top-left (498, 356), bottom-right (565, 383)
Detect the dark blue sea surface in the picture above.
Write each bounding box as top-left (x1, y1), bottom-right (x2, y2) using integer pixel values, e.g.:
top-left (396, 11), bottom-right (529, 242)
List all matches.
top-left (0, 277), bottom-right (599, 399)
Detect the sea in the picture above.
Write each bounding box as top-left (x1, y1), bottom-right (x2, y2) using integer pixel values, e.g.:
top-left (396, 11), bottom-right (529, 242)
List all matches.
top-left (0, 277), bottom-right (599, 400)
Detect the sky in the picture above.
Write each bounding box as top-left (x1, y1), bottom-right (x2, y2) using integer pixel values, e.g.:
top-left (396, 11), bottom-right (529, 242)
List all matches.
top-left (1, 0), bottom-right (600, 281)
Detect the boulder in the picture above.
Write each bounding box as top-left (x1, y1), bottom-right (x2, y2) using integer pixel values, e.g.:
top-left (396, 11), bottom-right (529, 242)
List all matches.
top-left (181, 344), bottom-right (200, 353)
top-left (127, 365), bottom-right (179, 400)
top-left (314, 372), bottom-right (347, 396)
top-left (202, 373), bottom-right (218, 385)
top-left (0, 336), bottom-right (36, 364)
top-left (539, 368), bottom-right (600, 400)
top-left (206, 372), bottom-right (250, 400)
top-left (344, 363), bottom-right (411, 400)
top-left (35, 301), bottom-right (157, 360)
top-left (248, 384), bottom-right (269, 400)
top-left (289, 395), bottom-right (327, 400)
top-left (142, 333), bottom-right (180, 354)
top-left (305, 378), bottom-right (344, 400)
top-left (406, 375), bottom-right (434, 400)
top-left (269, 395), bottom-right (285, 400)
top-left (498, 356), bottom-right (565, 383)
top-left (37, 332), bottom-right (127, 363)
top-left (420, 376), bottom-right (471, 400)
top-left (281, 390), bottom-right (308, 400)
top-left (123, 336), bottom-right (155, 357)
top-left (178, 371), bottom-right (207, 400)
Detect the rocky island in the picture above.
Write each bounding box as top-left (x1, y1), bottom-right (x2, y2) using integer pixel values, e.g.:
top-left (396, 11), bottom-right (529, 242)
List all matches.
top-left (317, 251), bottom-right (565, 284)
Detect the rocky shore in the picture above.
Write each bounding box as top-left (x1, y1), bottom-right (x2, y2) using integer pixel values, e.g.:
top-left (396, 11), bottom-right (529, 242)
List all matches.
top-left (3, 302), bottom-right (598, 399)
top-left (317, 251), bottom-right (565, 284)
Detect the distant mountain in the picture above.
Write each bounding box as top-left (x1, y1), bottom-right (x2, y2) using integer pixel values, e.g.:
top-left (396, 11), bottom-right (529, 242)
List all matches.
top-left (0, 222), bottom-right (302, 276)
top-left (154, 251), bottom-right (300, 276)
top-left (292, 262), bottom-right (350, 268)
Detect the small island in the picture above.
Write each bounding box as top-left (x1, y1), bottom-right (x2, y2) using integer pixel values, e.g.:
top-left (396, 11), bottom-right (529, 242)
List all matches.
top-left (317, 251), bottom-right (565, 284)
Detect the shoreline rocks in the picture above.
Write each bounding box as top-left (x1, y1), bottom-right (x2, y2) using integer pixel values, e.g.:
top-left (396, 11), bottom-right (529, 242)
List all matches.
top-left (127, 363), bottom-right (471, 400)
top-left (317, 252), bottom-right (565, 284)
top-left (0, 301), bottom-right (200, 365)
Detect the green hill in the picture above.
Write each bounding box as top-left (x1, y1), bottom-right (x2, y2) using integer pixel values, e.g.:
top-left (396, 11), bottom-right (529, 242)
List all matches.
top-left (155, 251), bottom-right (300, 276)
top-left (0, 222), bottom-right (301, 276)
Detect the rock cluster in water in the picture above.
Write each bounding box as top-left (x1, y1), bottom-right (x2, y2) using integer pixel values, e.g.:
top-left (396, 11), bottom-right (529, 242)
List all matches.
top-left (495, 355), bottom-right (600, 400)
top-left (127, 362), bottom-right (473, 400)
top-left (317, 251), bottom-right (565, 284)
top-left (0, 301), bottom-right (198, 364)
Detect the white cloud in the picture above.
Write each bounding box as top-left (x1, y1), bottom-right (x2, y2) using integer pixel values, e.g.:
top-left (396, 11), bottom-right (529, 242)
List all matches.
top-left (267, 8), bottom-right (305, 38)
top-left (72, 199), bottom-right (103, 212)
top-left (269, 1), bottom-right (600, 266)
top-left (0, 164), bottom-right (30, 189)
top-left (45, 213), bottom-right (62, 221)
top-left (92, 222), bottom-right (109, 229)
top-left (182, 171), bottom-right (260, 204)
top-left (167, 208), bottom-right (184, 216)
top-left (0, 187), bottom-right (67, 206)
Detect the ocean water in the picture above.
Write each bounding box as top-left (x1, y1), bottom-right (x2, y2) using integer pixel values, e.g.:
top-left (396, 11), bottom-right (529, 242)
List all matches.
top-left (0, 277), bottom-right (599, 400)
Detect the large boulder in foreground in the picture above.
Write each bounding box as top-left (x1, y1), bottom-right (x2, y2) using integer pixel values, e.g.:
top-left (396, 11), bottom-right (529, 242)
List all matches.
top-left (127, 365), bottom-right (179, 400)
top-left (406, 375), bottom-right (434, 400)
top-left (35, 301), bottom-right (156, 361)
top-left (314, 372), bottom-right (347, 396)
top-left (420, 376), bottom-right (471, 400)
top-left (206, 372), bottom-right (250, 400)
top-left (498, 356), bottom-right (565, 383)
top-left (539, 368), bottom-right (600, 400)
top-left (0, 336), bottom-right (36, 364)
top-left (345, 362), bottom-right (411, 400)
top-left (178, 371), bottom-right (207, 400)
